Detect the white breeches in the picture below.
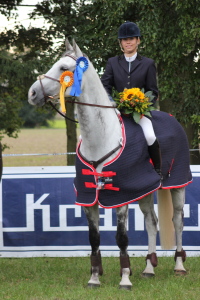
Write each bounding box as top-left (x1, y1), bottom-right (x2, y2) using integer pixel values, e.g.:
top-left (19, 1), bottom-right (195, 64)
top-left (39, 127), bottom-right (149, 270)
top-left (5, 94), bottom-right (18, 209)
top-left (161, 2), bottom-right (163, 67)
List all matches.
top-left (139, 116), bottom-right (156, 146)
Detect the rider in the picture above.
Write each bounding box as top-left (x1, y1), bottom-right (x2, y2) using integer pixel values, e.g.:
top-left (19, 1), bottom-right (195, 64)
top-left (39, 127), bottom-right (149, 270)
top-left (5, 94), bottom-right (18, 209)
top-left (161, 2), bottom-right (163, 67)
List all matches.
top-left (101, 21), bottom-right (162, 178)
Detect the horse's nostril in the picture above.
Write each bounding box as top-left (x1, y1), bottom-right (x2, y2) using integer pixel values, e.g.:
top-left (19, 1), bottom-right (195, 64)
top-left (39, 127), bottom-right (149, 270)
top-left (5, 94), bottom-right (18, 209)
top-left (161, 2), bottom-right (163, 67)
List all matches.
top-left (32, 90), bottom-right (36, 97)
top-left (29, 89), bottom-right (36, 99)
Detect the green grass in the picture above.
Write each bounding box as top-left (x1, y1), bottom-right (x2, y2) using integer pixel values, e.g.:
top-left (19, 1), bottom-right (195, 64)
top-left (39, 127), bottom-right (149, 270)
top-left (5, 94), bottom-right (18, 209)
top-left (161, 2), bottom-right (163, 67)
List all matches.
top-left (0, 257), bottom-right (199, 300)
top-left (46, 119), bottom-right (66, 129)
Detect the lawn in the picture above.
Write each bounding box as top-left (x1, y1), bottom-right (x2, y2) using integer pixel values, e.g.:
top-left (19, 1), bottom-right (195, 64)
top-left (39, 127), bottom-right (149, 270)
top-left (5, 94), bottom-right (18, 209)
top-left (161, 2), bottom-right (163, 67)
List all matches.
top-left (0, 257), bottom-right (200, 300)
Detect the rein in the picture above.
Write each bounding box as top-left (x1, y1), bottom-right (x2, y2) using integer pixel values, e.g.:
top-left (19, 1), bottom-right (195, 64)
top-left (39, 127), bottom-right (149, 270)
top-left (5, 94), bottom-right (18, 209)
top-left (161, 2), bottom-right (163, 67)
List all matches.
top-left (65, 99), bottom-right (115, 109)
top-left (38, 54), bottom-right (115, 122)
top-left (38, 53), bottom-right (121, 168)
top-left (38, 75), bottom-right (79, 123)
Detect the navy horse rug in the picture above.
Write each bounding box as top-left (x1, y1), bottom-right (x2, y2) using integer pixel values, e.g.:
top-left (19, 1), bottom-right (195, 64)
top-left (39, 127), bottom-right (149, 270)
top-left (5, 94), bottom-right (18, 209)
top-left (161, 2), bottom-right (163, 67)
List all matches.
top-left (74, 111), bottom-right (192, 208)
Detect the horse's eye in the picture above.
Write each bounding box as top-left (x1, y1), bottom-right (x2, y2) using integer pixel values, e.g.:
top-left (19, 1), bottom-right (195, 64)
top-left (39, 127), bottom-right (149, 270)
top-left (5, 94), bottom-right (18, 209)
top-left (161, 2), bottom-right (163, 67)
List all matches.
top-left (60, 67), bottom-right (68, 71)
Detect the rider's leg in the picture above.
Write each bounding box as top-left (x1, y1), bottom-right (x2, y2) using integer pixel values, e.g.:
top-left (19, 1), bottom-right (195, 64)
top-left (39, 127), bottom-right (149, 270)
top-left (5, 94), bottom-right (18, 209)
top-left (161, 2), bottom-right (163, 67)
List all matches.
top-left (139, 116), bottom-right (162, 177)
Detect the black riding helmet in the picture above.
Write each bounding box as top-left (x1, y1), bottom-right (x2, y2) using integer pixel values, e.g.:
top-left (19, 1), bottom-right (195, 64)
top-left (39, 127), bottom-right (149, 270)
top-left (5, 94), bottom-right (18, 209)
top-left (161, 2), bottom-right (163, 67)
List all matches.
top-left (118, 21), bottom-right (141, 39)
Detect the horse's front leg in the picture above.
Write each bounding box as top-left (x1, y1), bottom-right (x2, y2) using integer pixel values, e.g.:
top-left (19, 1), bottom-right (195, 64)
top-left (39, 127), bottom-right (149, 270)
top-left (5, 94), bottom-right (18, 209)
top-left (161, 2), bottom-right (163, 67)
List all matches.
top-left (138, 194), bottom-right (158, 277)
top-left (171, 187), bottom-right (187, 275)
top-left (84, 203), bottom-right (103, 287)
top-left (116, 205), bottom-right (132, 290)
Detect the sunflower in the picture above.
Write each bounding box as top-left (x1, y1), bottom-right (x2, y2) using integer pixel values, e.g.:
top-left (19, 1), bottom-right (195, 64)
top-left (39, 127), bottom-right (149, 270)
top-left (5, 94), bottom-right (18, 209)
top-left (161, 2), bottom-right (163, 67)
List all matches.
top-left (114, 88), bottom-right (155, 123)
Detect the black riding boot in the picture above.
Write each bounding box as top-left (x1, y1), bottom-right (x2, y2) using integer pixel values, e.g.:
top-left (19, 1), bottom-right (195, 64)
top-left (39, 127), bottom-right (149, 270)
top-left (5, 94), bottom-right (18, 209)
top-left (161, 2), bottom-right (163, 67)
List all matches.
top-left (148, 139), bottom-right (162, 178)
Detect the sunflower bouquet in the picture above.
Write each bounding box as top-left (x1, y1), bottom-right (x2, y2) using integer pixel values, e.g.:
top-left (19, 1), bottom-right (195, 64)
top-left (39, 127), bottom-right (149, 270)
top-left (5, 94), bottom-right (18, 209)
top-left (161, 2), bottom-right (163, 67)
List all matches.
top-left (114, 87), bottom-right (155, 123)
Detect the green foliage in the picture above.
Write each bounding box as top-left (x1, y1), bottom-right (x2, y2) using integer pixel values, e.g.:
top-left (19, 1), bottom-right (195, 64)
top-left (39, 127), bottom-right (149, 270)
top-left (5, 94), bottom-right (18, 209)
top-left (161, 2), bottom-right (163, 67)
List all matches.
top-left (33, 0), bottom-right (199, 128)
top-left (0, 47), bottom-right (56, 148)
top-left (136, 0), bottom-right (200, 125)
top-left (0, 0), bottom-right (199, 149)
top-left (0, 0), bottom-right (22, 17)
top-left (0, 19), bottom-right (58, 146)
top-left (0, 88), bottom-right (22, 148)
top-left (19, 103), bottom-right (55, 128)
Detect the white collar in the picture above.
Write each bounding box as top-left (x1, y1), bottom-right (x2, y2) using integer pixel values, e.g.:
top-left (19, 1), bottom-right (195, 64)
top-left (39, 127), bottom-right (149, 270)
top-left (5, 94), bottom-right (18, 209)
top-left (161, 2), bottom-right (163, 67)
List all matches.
top-left (124, 53), bottom-right (137, 62)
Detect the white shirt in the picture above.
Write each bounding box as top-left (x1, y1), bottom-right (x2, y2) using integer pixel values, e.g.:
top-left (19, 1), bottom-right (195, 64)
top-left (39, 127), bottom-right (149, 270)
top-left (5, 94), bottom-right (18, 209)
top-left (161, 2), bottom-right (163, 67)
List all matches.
top-left (124, 53), bottom-right (137, 72)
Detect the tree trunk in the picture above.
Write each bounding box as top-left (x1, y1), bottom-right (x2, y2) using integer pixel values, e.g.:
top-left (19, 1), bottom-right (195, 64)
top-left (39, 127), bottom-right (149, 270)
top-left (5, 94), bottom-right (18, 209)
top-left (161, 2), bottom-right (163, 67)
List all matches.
top-left (65, 101), bottom-right (77, 165)
top-left (182, 124), bottom-right (200, 165)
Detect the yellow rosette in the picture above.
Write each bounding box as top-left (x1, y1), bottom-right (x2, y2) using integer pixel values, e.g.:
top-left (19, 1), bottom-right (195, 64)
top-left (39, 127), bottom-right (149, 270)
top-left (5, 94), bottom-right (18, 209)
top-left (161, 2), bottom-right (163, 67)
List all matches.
top-left (59, 71), bottom-right (74, 113)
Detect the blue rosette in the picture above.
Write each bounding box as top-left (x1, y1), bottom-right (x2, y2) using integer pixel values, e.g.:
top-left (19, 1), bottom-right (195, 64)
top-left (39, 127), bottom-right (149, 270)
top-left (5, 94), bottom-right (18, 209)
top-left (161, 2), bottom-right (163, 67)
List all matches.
top-left (76, 57), bottom-right (89, 72)
top-left (70, 56), bottom-right (89, 97)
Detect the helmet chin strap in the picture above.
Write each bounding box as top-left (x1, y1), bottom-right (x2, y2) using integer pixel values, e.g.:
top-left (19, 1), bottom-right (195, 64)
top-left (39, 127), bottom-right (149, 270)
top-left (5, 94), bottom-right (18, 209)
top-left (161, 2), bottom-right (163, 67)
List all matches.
top-left (118, 40), bottom-right (124, 52)
top-left (118, 39), bottom-right (139, 54)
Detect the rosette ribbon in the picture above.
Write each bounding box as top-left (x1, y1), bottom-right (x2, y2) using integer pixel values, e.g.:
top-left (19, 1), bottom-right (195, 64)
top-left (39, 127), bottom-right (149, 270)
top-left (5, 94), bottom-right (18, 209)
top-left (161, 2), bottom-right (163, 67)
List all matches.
top-left (70, 57), bottom-right (89, 97)
top-left (59, 71), bottom-right (74, 113)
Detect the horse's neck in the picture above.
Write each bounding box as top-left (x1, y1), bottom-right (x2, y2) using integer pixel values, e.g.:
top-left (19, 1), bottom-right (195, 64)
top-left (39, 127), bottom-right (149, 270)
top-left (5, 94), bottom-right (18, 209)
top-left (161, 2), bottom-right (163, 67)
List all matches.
top-left (77, 63), bottom-right (122, 164)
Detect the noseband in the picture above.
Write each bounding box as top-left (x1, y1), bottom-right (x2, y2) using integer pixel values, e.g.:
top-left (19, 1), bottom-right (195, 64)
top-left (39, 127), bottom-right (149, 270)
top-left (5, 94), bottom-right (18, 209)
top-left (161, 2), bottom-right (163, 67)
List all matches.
top-left (38, 54), bottom-right (122, 167)
top-left (38, 54), bottom-right (115, 123)
top-left (37, 54), bottom-right (78, 122)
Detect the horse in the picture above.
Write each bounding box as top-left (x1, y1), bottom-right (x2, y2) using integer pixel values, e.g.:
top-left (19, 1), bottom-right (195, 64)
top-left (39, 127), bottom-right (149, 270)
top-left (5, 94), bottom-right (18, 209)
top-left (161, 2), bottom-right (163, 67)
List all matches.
top-left (28, 39), bottom-right (192, 290)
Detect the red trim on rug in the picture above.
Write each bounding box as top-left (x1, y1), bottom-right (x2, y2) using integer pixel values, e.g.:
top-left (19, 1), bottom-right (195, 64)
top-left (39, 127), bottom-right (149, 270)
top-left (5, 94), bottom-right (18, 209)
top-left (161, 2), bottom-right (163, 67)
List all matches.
top-left (98, 184), bottom-right (161, 209)
top-left (161, 179), bottom-right (193, 190)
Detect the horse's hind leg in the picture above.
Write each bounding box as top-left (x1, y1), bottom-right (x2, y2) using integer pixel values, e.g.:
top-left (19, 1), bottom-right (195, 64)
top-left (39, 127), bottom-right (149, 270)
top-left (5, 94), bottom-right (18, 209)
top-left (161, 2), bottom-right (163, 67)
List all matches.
top-left (84, 203), bottom-right (103, 287)
top-left (171, 187), bottom-right (187, 275)
top-left (138, 194), bottom-right (158, 277)
top-left (116, 205), bottom-right (132, 290)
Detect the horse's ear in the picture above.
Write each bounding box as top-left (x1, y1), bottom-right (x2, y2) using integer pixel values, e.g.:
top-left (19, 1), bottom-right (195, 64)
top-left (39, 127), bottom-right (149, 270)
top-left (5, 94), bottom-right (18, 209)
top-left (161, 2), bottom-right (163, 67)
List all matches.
top-left (72, 39), bottom-right (83, 57)
top-left (65, 38), bottom-right (73, 51)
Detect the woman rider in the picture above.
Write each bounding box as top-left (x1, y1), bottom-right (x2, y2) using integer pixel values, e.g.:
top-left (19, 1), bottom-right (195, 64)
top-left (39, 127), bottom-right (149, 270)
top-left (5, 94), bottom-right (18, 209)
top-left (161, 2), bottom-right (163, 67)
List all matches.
top-left (101, 21), bottom-right (162, 178)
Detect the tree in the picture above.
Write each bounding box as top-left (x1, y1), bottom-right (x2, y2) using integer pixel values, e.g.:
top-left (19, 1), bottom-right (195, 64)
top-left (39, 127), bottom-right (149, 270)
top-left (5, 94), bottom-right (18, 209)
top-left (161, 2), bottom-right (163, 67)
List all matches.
top-left (0, 0), bottom-right (199, 165)
top-left (136, 0), bottom-right (200, 163)
top-left (30, 0), bottom-right (80, 165)
top-left (0, 0), bottom-right (22, 16)
top-left (0, 1), bottom-right (57, 141)
top-left (71, 0), bottom-right (200, 163)
top-left (59, 0), bottom-right (200, 162)
top-left (37, 0), bottom-right (199, 134)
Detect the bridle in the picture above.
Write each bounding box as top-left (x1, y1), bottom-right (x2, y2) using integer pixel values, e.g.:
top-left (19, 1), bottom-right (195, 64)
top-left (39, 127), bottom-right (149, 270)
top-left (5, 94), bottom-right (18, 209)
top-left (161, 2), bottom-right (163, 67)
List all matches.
top-left (38, 53), bottom-right (122, 168)
top-left (38, 54), bottom-right (115, 123)
top-left (38, 53), bottom-right (123, 168)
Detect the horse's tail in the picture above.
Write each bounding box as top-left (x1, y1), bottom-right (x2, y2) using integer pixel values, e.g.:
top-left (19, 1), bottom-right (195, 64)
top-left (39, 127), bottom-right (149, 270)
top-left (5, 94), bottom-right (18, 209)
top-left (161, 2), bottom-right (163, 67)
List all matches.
top-left (157, 189), bottom-right (175, 250)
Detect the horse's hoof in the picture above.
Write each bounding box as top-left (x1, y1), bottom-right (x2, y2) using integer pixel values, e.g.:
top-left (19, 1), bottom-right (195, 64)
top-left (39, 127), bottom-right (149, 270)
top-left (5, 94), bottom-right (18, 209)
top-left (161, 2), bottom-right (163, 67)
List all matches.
top-left (87, 282), bottom-right (100, 288)
top-left (119, 284), bottom-right (132, 290)
top-left (142, 272), bottom-right (155, 278)
top-left (174, 270), bottom-right (187, 276)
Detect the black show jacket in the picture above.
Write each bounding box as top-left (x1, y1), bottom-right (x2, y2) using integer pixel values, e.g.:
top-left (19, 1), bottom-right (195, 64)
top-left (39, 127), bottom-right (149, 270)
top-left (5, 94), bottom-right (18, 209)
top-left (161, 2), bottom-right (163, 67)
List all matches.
top-left (101, 54), bottom-right (158, 105)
